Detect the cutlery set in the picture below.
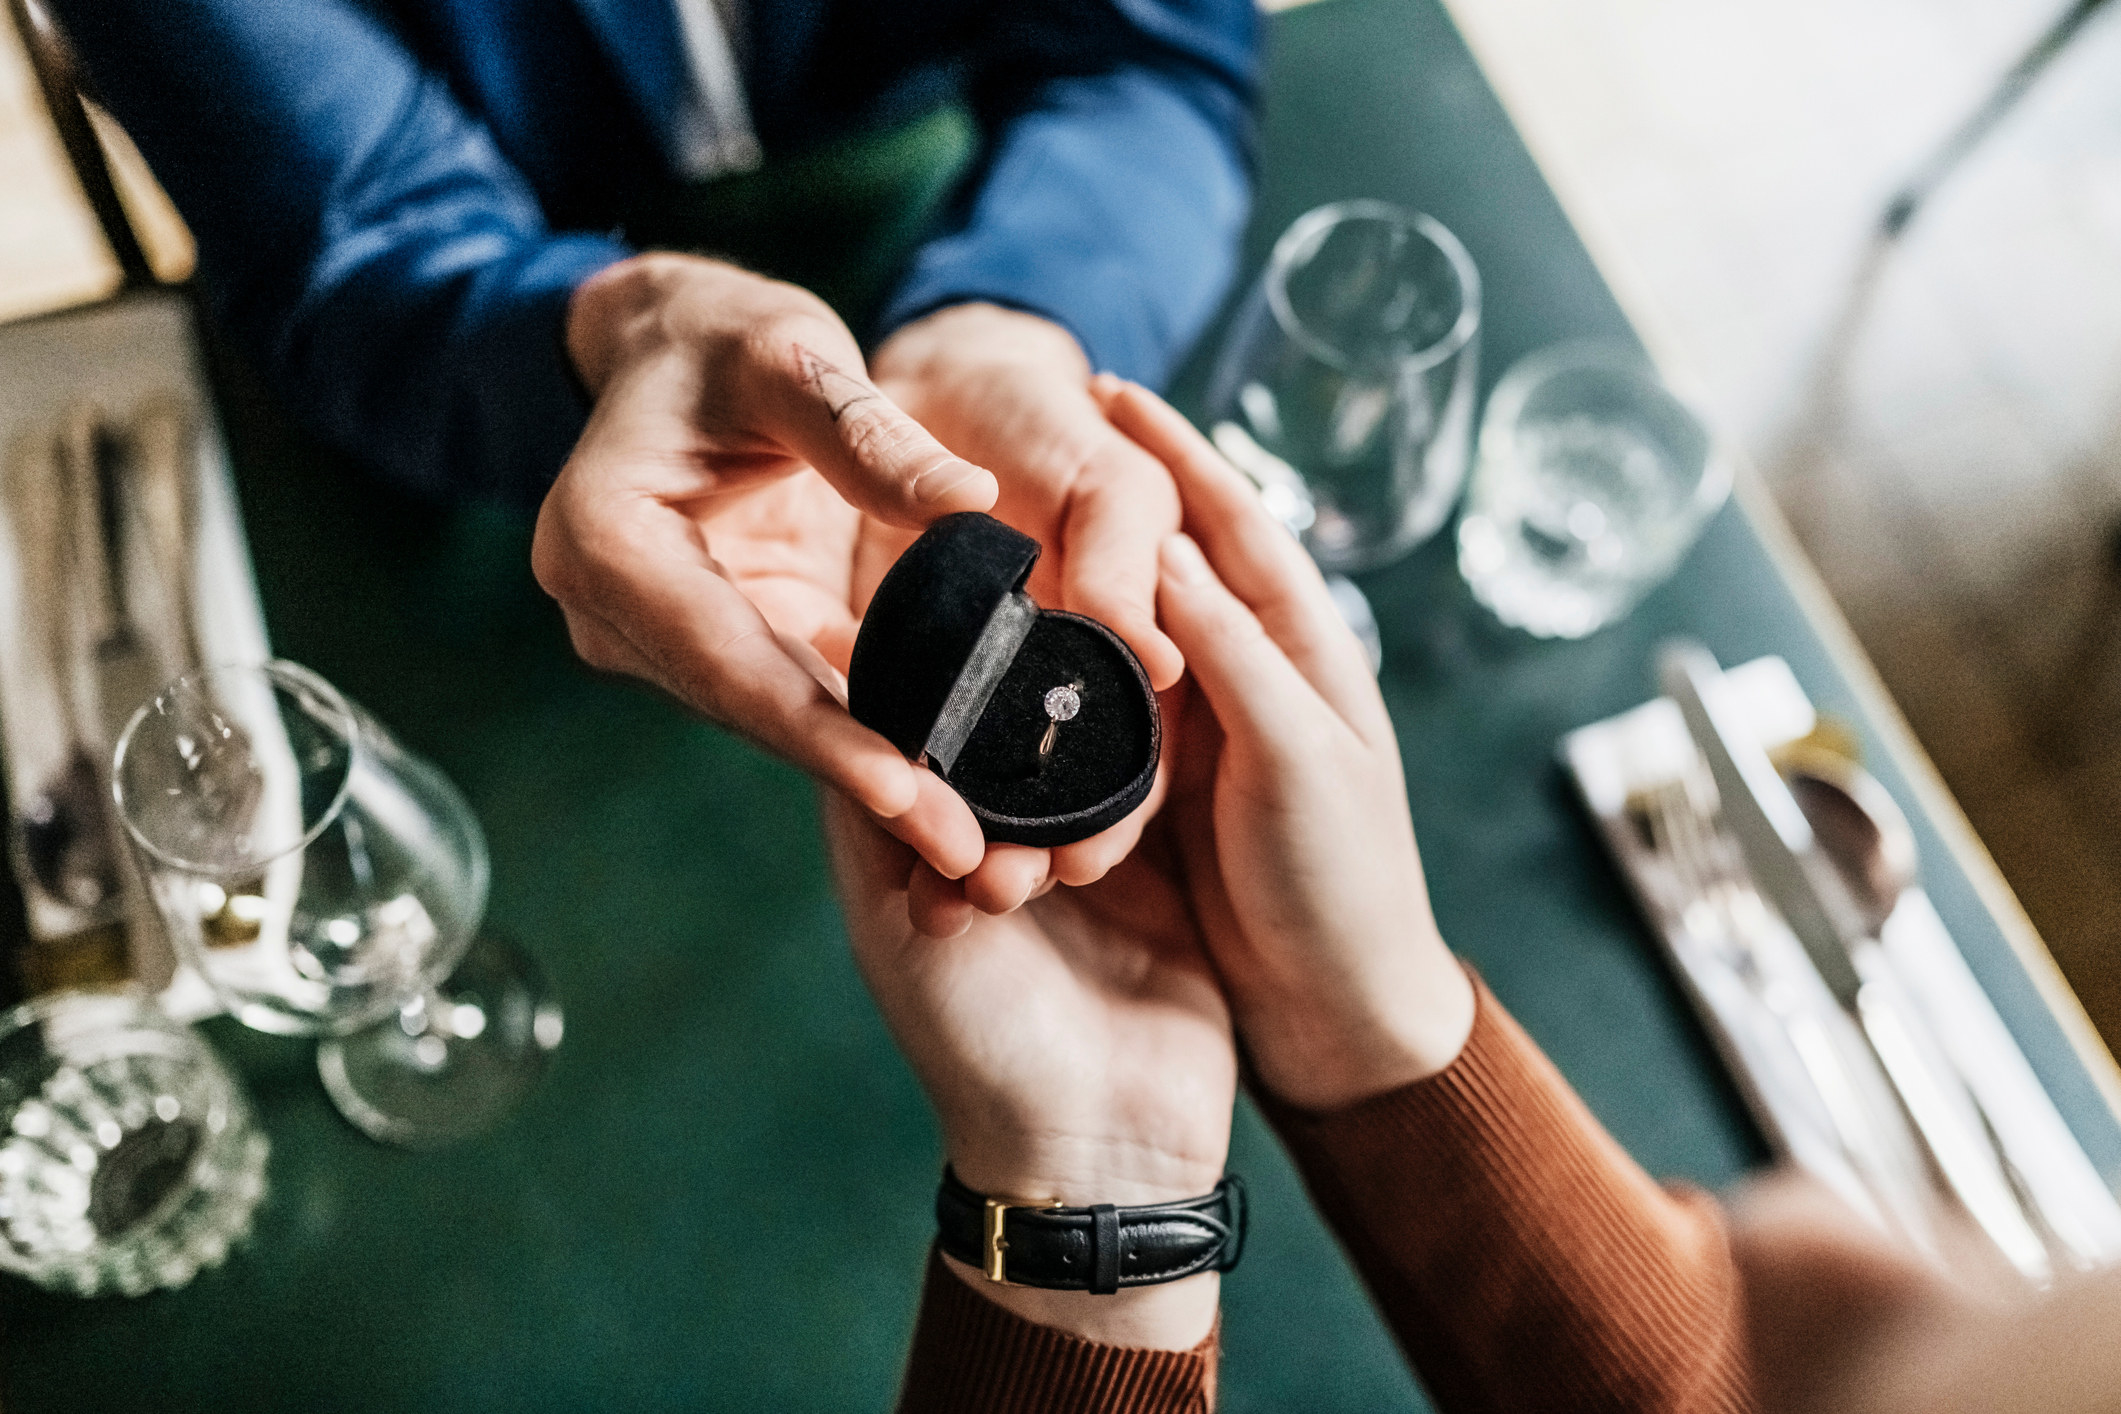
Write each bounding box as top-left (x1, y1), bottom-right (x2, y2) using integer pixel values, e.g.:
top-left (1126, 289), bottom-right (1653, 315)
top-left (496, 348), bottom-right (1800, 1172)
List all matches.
top-left (7, 403), bottom-right (193, 915)
top-left (0, 292), bottom-right (272, 1009)
top-left (1566, 648), bottom-right (2121, 1282)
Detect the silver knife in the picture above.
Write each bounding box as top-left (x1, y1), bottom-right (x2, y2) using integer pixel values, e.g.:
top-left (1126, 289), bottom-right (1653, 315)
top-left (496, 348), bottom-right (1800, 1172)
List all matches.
top-left (1659, 641), bottom-right (2052, 1284)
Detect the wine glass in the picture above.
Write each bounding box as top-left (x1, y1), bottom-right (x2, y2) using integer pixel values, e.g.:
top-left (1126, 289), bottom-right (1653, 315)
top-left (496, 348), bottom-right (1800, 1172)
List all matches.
top-left (1205, 201), bottom-right (1481, 670)
top-left (112, 661), bottom-right (560, 1148)
top-left (1206, 199), bottom-right (1481, 574)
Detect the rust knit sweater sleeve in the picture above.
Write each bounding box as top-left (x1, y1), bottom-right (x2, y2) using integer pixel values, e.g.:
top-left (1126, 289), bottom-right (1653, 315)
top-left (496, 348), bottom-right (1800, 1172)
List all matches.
top-left (1258, 974), bottom-right (1753, 1414)
top-left (896, 1249), bottom-right (1218, 1413)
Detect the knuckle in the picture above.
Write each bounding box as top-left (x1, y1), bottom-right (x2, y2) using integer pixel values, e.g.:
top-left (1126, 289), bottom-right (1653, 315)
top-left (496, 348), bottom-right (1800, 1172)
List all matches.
top-left (570, 516), bottom-right (647, 584)
top-left (1199, 602), bottom-right (1274, 662)
top-left (744, 312), bottom-right (806, 365)
top-left (1071, 443), bottom-right (1181, 525)
top-left (529, 503), bottom-right (588, 602)
top-left (1216, 621), bottom-right (1269, 663)
top-left (837, 397), bottom-right (920, 468)
top-left (748, 303), bottom-right (842, 369)
top-left (766, 279), bottom-right (838, 325)
top-left (1087, 427), bottom-right (1171, 487)
top-left (562, 614), bottom-right (620, 673)
top-left (1199, 587), bottom-right (1264, 638)
top-left (528, 528), bottom-right (570, 600)
top-left (732, 321), bottom-right (796, 391)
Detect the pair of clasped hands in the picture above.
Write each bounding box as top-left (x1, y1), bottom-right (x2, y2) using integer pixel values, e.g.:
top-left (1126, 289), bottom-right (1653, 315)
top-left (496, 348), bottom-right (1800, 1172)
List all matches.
top-left (535, 254), bottom-right (1476, 1348)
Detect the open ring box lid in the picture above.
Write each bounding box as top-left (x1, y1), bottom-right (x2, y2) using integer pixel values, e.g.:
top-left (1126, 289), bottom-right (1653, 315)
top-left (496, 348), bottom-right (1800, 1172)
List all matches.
top-left (848, 514), bottom-right (1160, 847)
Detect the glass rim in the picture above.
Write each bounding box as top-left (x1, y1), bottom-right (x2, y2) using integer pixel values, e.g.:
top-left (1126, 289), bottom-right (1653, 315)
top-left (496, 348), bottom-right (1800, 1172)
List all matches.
top-left (112, 659), bottom-right (364, 877)
top-left (1265, 199), bottom-right (1482, 376)
top-left (1476, 339), bottom-right (1734, 515)
top-left (0, 988), bottom-right (219, 1099)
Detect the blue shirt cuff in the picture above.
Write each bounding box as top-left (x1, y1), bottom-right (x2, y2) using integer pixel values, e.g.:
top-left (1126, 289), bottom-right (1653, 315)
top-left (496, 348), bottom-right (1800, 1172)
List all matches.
top-left (291, 230), bottom-right (632, 505)
top-left (470, 234), bottom-right (634, 502)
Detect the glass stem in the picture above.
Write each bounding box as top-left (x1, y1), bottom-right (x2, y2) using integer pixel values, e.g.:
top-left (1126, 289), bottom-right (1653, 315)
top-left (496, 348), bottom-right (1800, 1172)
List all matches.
top-left (395, 988), bottom-right (460, 1073)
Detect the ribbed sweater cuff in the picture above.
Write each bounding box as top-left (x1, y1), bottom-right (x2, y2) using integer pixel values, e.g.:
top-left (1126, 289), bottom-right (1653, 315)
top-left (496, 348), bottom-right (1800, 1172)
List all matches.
top-left (1258, 973), bottom-right (1750, 1414)
top-left (897, 1248), bottom-right (1218, 1413)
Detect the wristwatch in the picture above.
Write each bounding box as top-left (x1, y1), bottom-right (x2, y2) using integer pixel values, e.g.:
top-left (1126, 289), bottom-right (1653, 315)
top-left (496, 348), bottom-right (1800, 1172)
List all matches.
top-left (935, 1167), bottom-right (1246, 1294)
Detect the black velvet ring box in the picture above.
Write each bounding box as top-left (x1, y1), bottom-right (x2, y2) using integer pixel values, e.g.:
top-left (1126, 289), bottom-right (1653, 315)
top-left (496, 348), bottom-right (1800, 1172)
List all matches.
top-left (848, 513), bottom-right (1161, 847)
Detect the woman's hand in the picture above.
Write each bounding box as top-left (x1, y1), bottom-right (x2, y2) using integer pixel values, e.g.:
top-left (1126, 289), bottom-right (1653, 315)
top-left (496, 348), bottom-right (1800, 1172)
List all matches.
top-left (1095, 376), bottom-right (1477, 1113)
top-left (869, 305), bottom-right (1184, 929)
top-left (534, 254), bottom-right (998, 884)
top-left (824, 789), bottom-right (1233, 1350)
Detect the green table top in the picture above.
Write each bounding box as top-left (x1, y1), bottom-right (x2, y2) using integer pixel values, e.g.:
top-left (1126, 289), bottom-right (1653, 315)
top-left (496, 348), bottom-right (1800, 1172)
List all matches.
top-left (6, 0), bottom-right (2118, 1409)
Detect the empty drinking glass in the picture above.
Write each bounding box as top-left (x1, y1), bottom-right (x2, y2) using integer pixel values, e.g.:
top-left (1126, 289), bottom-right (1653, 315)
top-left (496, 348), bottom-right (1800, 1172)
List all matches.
top-left (1456, 343), bottom-right (1730, 639)
top-left (1207, 199), bottom-right (1481, 573)
top-left (113, 661), bottom-right (559, 1148)
top-left (0, 990), bottom-right (267, 1297)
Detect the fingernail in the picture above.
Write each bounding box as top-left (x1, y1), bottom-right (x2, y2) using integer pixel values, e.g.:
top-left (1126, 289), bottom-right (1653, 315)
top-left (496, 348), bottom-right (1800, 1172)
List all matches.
top-left (1160, 533), bottom-right (1210, 584)
top-left (915, 905), bottom-right (975, 939)
top-left (912, 459), bottom-right (994, 506)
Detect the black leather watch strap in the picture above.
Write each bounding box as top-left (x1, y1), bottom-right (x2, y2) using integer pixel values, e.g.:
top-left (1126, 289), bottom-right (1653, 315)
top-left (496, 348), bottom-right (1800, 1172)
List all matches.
top-left (934, 1168), bottom-right (1246, 1294)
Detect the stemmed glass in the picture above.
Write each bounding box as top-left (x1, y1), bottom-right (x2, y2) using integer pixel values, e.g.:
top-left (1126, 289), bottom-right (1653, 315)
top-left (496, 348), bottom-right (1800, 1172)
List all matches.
top-left (1206, 199), bottom-right (1481, 574)
top-left (1206, 201), bottom-right (1481, 668)
top-left (112, 661), bottom-right (559, 1148)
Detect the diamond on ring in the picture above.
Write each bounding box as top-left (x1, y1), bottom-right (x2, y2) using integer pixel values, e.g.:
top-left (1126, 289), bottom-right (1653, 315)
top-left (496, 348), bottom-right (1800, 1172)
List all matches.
top-left (1044, 685), bottom-right (1081, 722)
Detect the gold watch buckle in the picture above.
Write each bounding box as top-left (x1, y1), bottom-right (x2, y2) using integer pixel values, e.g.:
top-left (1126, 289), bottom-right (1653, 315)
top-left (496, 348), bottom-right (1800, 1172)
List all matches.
top-left (982, 1195), bottom-right (1064, 1284)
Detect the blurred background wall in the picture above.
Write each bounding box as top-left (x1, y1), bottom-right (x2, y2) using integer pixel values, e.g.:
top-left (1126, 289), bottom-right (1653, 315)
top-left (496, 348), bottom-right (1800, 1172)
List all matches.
top-left (3, 0), bottom-right (2119, 1042)
top-left (1447, 0), bottom-right (2121, 1046)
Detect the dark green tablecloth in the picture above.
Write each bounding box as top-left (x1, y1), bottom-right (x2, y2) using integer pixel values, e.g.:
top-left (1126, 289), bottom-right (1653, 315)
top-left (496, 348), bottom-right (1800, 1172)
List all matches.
top-left (5, 1), bottom-right (2117, 1409)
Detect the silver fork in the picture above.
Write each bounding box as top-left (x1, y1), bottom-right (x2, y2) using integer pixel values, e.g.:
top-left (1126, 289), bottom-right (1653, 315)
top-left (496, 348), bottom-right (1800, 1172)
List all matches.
top-left (1643, 773), bottom-right (1945, 1258)
top-left (1643, 772), bottom-right (1766, 987)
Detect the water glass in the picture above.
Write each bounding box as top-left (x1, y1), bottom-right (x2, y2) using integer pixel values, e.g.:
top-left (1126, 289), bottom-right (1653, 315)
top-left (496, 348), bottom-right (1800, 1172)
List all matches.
top-left (1456, 344), bottom-right (1730, 638)
top-left (0, 990), bottom-right (267, 1297)
top-left (1207, 199), bottom-right (1481, 573)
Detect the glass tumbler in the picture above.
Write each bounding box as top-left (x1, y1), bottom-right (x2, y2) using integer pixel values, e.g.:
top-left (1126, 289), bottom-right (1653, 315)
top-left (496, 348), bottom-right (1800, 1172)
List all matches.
top-left (113, 661), bottom-right (560, 1148)
top-left (1456, 343), bottom-right (1731, 639)
top-left (1207, 199), bottom-right (1481, 573)
top-left (0, 990), bottom-right (267, 1297)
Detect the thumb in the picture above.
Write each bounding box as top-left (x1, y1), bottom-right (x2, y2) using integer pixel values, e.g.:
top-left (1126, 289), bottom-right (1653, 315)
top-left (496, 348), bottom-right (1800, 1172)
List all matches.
top-left (766, 342), bottom-right (999, 528)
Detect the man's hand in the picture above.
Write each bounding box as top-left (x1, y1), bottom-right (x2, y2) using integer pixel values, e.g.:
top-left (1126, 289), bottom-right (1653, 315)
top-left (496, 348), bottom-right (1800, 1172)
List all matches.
top-left (825, 788), bottom-right (1233, 1351)
top-left (870, 305), bottom-right (1185, 927)
top-left (534, 254), bottom-right (998, 879)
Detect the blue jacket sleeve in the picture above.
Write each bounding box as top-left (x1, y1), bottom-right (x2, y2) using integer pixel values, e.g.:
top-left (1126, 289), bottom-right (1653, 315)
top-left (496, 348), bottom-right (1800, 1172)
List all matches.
top-left (48, 0), bottom-right (631, 503)
top-left (875, 0), bottom-right (1260, 388)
